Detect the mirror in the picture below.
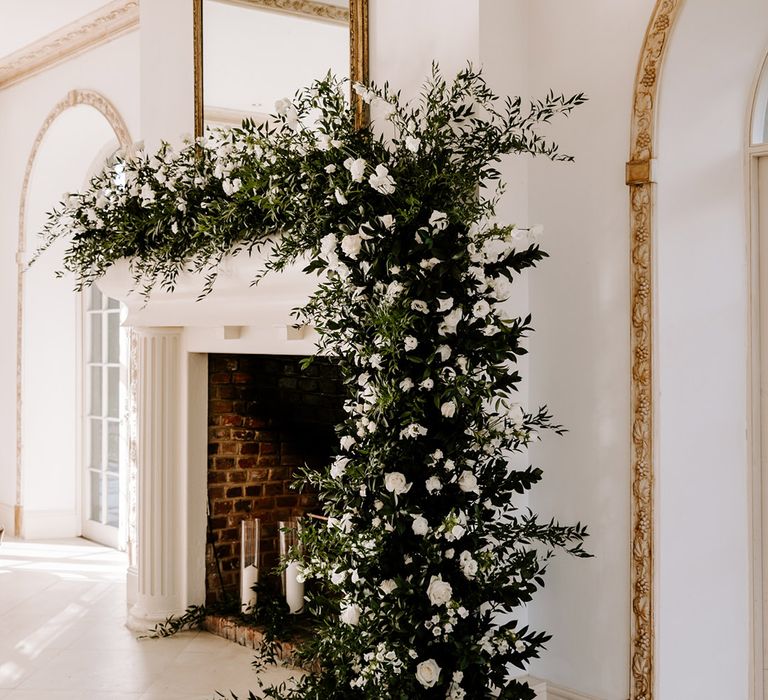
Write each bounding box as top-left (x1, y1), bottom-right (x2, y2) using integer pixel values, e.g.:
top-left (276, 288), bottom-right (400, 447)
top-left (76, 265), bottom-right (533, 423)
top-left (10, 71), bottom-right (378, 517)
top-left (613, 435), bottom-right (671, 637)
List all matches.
top-left (194, 0), bottom-right (368, 135)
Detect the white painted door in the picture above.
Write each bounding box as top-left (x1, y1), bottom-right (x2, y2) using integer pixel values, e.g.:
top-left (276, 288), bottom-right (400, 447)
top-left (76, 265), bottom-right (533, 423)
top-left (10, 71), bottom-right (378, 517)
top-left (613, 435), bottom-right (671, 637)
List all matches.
top-left (81, 285), bottom-right (127, 549)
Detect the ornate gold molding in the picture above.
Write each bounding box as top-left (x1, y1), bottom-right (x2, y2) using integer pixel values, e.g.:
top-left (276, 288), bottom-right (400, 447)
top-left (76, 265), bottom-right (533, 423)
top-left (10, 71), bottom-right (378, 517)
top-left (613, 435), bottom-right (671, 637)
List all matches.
top-left (350, 0), bottom-right (369, 129)
top-left (627, 1), bottom-right (684, 698)
top-left (15, 90), bottom-right (132, 536)
top-left (213, 0), bottom-right (349, 24)
top-left (0, 0), bottom-right (139, 91)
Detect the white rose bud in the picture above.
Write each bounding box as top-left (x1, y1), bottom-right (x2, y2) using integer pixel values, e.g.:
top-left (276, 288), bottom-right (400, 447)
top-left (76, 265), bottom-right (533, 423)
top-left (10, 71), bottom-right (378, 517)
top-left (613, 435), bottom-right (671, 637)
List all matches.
top-left (441, 401), bottom-right (457, 418)
top-left (404, 336), bottom-right (418, 351)
top-left (458, 470), bottom-right (480, 494)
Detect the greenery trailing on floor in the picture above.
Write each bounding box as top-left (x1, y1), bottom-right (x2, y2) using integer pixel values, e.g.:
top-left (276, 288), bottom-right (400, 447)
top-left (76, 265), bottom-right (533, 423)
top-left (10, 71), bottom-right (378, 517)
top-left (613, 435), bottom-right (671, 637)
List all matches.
top-left (39, 64), bottom-right (589, 699)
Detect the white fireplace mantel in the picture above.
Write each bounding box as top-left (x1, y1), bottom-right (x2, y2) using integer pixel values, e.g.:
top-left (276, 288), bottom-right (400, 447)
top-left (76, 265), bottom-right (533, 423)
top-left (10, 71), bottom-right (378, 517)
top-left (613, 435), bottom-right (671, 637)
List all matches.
top-left (98, 253), bottom-right (322, 354)
top-left (104, 253), bottom-right (324, 631)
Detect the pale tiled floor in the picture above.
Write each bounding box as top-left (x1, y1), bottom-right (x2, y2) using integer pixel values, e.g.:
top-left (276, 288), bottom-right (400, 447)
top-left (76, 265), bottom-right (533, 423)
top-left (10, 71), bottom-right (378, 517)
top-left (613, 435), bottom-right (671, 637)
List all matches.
top-left (0, 538), bottom-right (296, 700)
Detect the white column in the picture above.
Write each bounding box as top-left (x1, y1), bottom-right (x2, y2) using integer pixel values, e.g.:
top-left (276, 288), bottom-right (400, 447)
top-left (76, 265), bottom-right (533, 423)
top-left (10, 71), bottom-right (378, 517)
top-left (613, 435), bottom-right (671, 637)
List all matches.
top-left (127, 327), bottom-right (184, 631)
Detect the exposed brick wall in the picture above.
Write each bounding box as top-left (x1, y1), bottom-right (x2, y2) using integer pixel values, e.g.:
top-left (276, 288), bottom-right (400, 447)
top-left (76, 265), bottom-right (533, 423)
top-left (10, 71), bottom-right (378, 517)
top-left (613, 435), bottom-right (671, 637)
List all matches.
top-left (206, 354), bottom-right (345, 604)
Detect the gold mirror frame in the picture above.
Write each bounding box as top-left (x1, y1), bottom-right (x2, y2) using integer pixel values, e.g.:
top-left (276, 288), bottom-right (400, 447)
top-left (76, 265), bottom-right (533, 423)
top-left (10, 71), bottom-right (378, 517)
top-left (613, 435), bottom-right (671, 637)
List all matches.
top-left (626, 1), bottom-right (684, 699)
top-left (193, 0), bottom-right (369, 138)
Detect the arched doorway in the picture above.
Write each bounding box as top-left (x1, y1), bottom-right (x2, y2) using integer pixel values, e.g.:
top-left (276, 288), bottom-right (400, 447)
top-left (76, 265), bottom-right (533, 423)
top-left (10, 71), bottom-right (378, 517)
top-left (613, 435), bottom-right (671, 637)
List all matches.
top-left (17, 91), bottom-right (132, 546)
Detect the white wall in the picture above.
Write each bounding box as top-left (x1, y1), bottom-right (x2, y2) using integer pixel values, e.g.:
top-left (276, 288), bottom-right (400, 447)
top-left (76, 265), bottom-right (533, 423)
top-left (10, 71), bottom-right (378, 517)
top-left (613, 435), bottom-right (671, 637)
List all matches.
top-left (0, 30), bottom-right (140, 536)
top-left (525, 1), bottom-right (654, 698)
top-left (656, 1), bottom-right (768, 697)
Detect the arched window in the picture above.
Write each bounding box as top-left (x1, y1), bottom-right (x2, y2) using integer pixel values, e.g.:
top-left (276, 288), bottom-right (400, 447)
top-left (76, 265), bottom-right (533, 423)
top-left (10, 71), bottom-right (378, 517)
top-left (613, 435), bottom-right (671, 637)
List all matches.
top-left (751, 55), bottom-right (768, 145)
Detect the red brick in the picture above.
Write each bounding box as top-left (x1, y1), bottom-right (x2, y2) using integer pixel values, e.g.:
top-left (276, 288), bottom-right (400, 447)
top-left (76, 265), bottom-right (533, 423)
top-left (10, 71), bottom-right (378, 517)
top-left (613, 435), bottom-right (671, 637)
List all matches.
top-left (210, 400), bottom-right (234, 414)
top-left (210, 372), bottom-right (232, 385)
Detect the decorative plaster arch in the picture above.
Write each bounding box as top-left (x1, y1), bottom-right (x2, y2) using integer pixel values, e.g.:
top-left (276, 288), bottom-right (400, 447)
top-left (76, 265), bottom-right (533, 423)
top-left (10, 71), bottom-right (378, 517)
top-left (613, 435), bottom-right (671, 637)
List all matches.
top-left (627, 2), bottom-right (684, 699)
top-left (14, 89), bottom-right (132, 536)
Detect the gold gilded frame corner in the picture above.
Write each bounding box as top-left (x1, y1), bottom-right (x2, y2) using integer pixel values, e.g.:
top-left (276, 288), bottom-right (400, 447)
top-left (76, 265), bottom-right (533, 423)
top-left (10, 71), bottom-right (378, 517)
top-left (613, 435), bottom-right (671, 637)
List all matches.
top-left (627, 1), bottom-right (684, 699)
top-left (193, 0), bottom-right (369, 138)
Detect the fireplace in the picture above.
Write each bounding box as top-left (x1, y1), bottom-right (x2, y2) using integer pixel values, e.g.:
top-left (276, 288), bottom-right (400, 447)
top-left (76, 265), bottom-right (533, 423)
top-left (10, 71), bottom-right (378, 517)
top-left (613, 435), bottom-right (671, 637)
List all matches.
top-left (96, 254), bottom-right (333, 631)
top-left (205, 353), bottom-right (345, 604)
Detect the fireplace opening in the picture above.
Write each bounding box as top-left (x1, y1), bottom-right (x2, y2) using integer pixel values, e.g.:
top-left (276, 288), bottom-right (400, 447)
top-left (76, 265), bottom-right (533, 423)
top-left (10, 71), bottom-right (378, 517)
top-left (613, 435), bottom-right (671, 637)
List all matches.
top-left (206, 354), bottom-right (346, 605)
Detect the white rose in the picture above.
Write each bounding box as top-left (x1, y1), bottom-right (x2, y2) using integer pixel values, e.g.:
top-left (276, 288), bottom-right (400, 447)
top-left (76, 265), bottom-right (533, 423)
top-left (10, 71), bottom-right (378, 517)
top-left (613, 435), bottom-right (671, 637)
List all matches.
top-left (340, 603), bottom-right (361, 626)
top-left (379, 214), bottom-right (395, 230)
top-left (399, 377), bottom-right (414, 392)
top-left (472, 300), bottom-right (491, 318)
top-left (344, 157), bottom-right (367, 182)
top-left (429, 210), bottom-right (449, 231)
top-left (330, 457), bottom-right (349, 479)
top-left (437, 297), bottom-right (453, 312)
top-left (325, 164), bottom-right (337, 173)
top-left (426, 576), bottom-right (453, 607)
top-left (274, 97), bottom-right (292, 115)
top-left (340, 435), bottom-right (356, 451)
top-left (410, 300), bottom-right (429, 314)
top-left (458, 470), bottom-right (480, 494)
top-left (316, 133), bottom-right (331, 151)
top-left (459, 551), bottom-right (478, 579)
top-left (438, 307), bottom-right (463, 336)
top-left (490, 275), bottom-right (513, 301)
top-left (420, 378), bottom-right (434, 391)
top-left (380, 579), bottom-right (397, 595)
top-left (335, 188), bottom-right (348, 205)
top-left (404, 336), bottom-right (418, 351)
top-left (419, 257), bottom-right (441, 270)
top-left (412, 515), bottom-right (429, 536)
top-left (509, 403), bottom-right (525, 428)
top-left (441, 401), bottom-right (457, 418)
top-left (320, 233), bottom-right (337, 258)
top-left (405, 135), bottom-right (421, 153)
top-left (369, 164), bottom-right (396, 195)
top-left (384, 472), bottom-right (412, 496)
top-left (436, 345), bottom-right (451, 361)
top-left (425, 476), bottom-right (442, 493)
top-left (341, 233), bottom-right (364, 258)
top-left (330, 568), bottom-right (346, 585)
top-left (415, 659), bottom-right (441, 689)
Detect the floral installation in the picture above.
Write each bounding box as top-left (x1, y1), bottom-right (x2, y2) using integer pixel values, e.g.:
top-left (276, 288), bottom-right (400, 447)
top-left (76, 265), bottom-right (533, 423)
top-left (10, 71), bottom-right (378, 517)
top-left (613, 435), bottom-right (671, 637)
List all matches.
top-left (38, 65), bottom-right (589, 699)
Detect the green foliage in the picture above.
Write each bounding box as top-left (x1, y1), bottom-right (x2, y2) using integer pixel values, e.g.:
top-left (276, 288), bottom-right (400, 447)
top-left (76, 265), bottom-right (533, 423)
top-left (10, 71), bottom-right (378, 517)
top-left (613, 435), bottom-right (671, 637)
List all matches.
top-left (40, 64), bottom-right (588, 699)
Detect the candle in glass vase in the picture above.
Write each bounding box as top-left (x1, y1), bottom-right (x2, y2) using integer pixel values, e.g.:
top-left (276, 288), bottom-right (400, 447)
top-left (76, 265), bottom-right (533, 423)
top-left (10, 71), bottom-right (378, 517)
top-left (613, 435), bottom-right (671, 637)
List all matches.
top-left (284, 560), bottom-right (303, 614)
top-left (240, 518), bottom-right (260, 613)
top-left (279, 517), bottom-right (304, 614)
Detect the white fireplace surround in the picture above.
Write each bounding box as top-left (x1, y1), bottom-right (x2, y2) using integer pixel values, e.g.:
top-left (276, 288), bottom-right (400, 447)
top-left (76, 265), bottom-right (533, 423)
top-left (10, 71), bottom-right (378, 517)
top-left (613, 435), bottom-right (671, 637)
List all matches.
top-left (98, 252), bottom-right (320, 631)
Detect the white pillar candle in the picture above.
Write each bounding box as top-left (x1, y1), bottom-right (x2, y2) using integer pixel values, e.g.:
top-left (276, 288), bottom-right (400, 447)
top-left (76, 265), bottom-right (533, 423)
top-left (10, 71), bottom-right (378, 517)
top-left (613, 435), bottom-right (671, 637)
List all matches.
top-left (285, 560), bottom-right (304, 614)
top-left (241, 563), bottom-right (259, 613)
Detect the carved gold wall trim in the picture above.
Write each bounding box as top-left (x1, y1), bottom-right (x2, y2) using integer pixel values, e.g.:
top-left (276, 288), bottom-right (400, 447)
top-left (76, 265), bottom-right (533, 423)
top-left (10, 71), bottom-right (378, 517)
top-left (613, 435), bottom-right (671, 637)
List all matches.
top-left (212, 0), bottom-right (349, 24)
top-left (0, 0), bottom-right (139, 91)
top-left (627, 1), bottom-right (684, 698)
top-left (15, 90), bottom-right (132, 536)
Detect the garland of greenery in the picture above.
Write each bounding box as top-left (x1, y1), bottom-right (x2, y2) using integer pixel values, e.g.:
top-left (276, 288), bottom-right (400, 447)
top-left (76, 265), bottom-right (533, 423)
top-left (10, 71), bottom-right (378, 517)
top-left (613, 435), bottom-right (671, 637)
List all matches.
top-left (39, 65), bottom-right (589, 699)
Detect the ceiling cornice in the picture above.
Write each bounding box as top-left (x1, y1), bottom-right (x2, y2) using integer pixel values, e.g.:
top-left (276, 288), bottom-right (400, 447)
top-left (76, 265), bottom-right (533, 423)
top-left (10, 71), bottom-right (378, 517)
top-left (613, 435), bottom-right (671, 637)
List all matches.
top-left (0, 0), bottom-right (139, 91)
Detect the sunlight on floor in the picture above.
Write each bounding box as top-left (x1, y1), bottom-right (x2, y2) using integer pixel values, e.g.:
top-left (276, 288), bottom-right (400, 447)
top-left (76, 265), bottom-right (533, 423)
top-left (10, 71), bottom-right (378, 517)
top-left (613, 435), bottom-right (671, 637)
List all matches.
top-left (0, 538), bottom-right (296, 699)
